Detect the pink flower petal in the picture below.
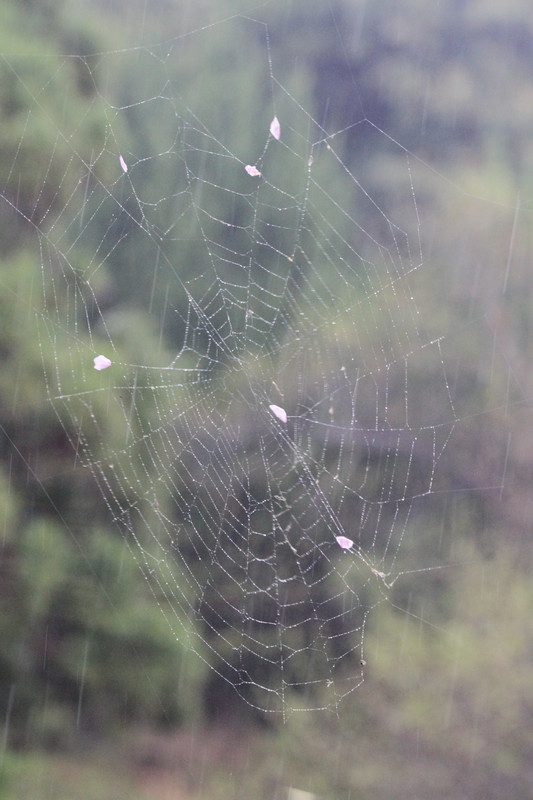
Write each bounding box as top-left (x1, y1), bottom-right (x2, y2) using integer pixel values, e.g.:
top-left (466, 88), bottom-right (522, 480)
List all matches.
top-left (270, 116), bottom-right (280, 141)
top-left (119, 154), bottom-right (128, 173)
top-left (94, 354), bottom-right (112, 371)
top-left (269, 404), bottom-right (287, 423)
top-left (336, 536), bottom-right (354, 550)
top-left (245, 164), bottom-right (261, 177)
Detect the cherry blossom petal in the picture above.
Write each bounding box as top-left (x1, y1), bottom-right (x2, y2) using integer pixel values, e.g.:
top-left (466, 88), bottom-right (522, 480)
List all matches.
top-left (245, 164), bottom-right (261, 177)
top-left (270, 116), bottom-right (280, 141)
top-left (119, 154), bottom-right (128, 173)
top-left (269, 404), bottom-right (287, 423)
top-left (335, 535), bottom-right (354, 550)
top-left (94, 354), bottom-right (112, 371)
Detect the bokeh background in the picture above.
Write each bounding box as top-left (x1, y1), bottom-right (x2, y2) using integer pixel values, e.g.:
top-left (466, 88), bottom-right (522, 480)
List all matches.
top-left (1, 1), bottom-right (533, 798)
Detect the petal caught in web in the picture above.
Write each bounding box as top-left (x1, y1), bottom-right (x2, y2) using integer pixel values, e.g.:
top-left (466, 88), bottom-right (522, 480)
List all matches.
top-left (245, 164), bottom-right (261, 177)
top-left (270, 116), bottom-right (280, 141)
top-left (94, 354), bottom-right (112, 371)
top-left (335, 536), bottom-right (354, 550)
top-left (119, 154), bottom-right (128, 173)
top-left (269, 404), bottom-right (287, 423)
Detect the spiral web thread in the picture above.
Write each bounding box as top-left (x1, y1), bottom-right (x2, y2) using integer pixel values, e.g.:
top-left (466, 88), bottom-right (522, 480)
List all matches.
top-left (7, 16), bottom-right (462, 715)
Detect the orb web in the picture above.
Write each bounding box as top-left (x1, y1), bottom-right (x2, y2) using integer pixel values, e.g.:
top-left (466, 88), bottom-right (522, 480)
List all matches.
top-left (8, 12), bottom-right (463, 715)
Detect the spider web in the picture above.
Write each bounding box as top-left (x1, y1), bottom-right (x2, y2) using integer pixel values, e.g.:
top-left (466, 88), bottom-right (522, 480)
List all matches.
top-left (10, 11), bottom-right (464, 715)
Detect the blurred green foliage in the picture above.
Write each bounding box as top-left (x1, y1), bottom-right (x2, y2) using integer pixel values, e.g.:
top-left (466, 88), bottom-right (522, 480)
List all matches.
top-left (0, 0), bottom-right (533, 797)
